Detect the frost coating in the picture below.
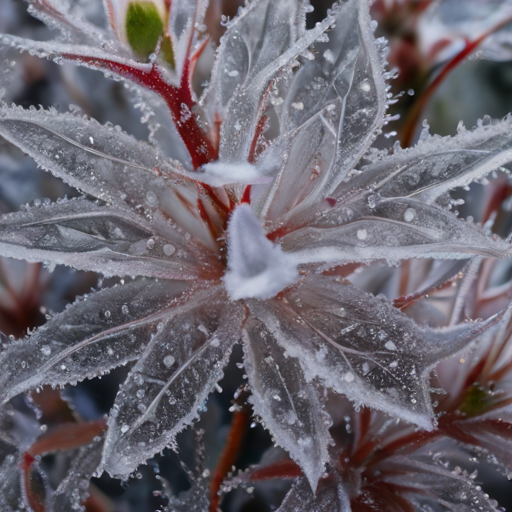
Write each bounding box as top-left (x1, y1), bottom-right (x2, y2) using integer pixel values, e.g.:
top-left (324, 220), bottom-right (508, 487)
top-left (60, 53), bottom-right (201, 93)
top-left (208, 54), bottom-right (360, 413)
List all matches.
top-left (198, 160), bottom-right (267, 186)
top-left (224, 204), bottom-right (298, 300)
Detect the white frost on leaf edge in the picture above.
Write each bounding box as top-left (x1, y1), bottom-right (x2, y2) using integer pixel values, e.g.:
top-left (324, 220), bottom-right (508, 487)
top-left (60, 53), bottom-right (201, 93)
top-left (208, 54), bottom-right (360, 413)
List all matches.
top-left (224, 204), bottom-right (298, 300)
top-left (196, 160), bottom-right (270, 186)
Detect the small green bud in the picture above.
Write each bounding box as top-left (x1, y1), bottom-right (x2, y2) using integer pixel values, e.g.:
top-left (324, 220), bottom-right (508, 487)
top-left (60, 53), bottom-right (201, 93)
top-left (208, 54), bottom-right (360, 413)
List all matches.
top-left (458, 383), bottom-right (488, 417)
top-left (126, 1), bottom-right (164, 58)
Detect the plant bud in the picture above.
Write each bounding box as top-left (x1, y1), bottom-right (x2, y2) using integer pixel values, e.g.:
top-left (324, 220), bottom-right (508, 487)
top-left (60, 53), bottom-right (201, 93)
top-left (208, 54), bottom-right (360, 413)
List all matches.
top-left (104, 0), bottom-right (168, 58)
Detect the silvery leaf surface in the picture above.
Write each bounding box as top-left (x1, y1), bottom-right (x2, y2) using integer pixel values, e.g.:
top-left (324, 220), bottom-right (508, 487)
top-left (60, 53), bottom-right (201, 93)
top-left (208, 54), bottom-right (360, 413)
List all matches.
top-left (101, 287), bottom-right (244, 478)
top-left (0, 104), bottom-right (181, 207)
top-left (0, 405), bottom-right (39, 512)
top-left (259, 0), bottom-right (387, 221)
top-left (26, 0), bottom-right (120, 50)
top-left (276, 477), bottom-right (351, 512)
top-left (381, 455), bottom-right (502, 511)
top-left (202, 0), bottom-right (338, 164)
top-left (335, 118), bottom-right (512, 205)
top-left (169, 0), bottom-right (209, 78)
top-left (0, 278), bottom-right (194, 405)
top-left (0, 103), bottom-right (212, 242)
top-left (248, 276), bottom-right (508, 429)
top-left (281, 197), bottom-right (510, 267)
top-left (0, 198), bottom-right (212, 279)
top-left (243, 314), bottom-right (331, 488)
top-left (49, 435), bottom-right (104, 512)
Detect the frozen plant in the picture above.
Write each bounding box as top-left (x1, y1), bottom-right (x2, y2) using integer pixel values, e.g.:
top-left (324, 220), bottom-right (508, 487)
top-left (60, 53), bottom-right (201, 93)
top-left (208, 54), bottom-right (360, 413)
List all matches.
top-left (1, 0), bottom-right (512, 509)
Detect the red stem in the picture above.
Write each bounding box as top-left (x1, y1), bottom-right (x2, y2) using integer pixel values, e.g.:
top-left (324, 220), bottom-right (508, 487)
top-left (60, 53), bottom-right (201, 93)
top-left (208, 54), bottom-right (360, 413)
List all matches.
top-left (401, 14), bottom-right (512, 148)
top-left (209, 409), bottom-right (249, 511)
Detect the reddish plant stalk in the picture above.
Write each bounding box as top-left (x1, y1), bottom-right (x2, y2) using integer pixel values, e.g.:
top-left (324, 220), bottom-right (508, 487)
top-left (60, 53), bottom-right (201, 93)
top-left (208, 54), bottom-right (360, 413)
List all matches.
top-left (401, 14), bottom-right (512, 148)
top-left (61, 55), bottom-right (214, 169)
top-left (209, 409), bottom-right (249, 512)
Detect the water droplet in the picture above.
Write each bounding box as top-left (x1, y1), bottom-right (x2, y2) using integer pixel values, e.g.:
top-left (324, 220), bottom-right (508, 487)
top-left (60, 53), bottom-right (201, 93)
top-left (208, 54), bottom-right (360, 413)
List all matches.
top-left (292, 101), bottom-right (304, 111)
top-left (145, 191), bottom-right (159, 207)
top-left (104, 310), bottom-right (111, 318)
top-left (357, 229), bottom-right (368, 240)
top-left (136, 389), bottom-right (145, 399)
top-left (384, 341), bottom-right (397, 351)
top-left (360, 80), bottom-right (371, 92)
top-left (41, 345), bottom-right (52, 356)
top-left (122, 304), bottom-right (129, 315)
top-left (226, 69), bottom-right (239, 77)
top-left (163, 244), bottom-right (176, 256)
top-left (163, 355), bottom-right (175, 368)
top-left (323, 49), bottom-right (334, 63)
top-left (407, 89), bottom-right (415, 96)
top-left (403, 207), bottom-right (416, 222)
top-left (344, 372), bottom-right (355, 382)
top-left (146, 238), bottom-right (155, 250)
top-left (121, 424), bottom-right (129, 433)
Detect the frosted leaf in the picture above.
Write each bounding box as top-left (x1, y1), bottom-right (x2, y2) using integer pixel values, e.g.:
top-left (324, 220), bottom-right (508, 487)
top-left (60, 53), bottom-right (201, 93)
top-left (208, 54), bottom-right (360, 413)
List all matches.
top-left (0, 198), bottom-right (208, 279)
top-left (224, 204), bottom-right (298, 300)
top-left (101, 287), bottom-right (244, 478)
top-left (243, 316), bottom-right (331, 489)
top-left (48, 435), bottom-right (104, 512)
top-left (382, 455), bottom-right (502, 511)
top-left (248, 276), bottom-right (509, 428)
top-left (0, 103), bottom-right (212, 242)
top-left (338, 116), bottom-right (512, 204)
top-left (202, 0), bottom-right (305, 119)
top-left (168, 0), bottom-right (209, 77)
top-left (0, 279), bottom-right (193, 405)
top-left (261, 0), bottom-right (387, 221)
top-left (282, 198), bottom-right (511, 267)
top-left (276, 476), bottom-right (351, 512)
top-left (26, 0), bottom-right (122, 51)
top-left (0, 405), bottom-right (39, 511)
top-left (0, 104), bottom-right (182, 207)
top-left (203, 0), bottom-right (338, 164)
top-left (421, 0), bottom-right (512, 63)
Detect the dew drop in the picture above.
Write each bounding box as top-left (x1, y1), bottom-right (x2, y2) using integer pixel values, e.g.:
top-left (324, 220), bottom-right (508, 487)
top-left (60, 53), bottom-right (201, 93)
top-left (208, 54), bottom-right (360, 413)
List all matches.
top-left (323, 49), bottom-right (334, 63)
top-left (357, 229), bottom-right (368, 240)
top-left (344, 372), bottom-right (355, 383)
top-left (163, 355), bottom-right (175, 368)
top-left (163, 244), bottom-right (176, 256)
top-left (360, 80), bottom-right (371, 92)
top-left (145, 191), bottom-right (159, 207)
top-left (384, 341), bottom-right (397, 351)
top-left (403, 207), bottom-right (416, 222)
top-left (41, 345), bottom-right (52, 356)
top-left (292, 101), bottom-right (304, 111)
top-left (121, 304), bottom-right (129, 315)
top-left (121, 424), bottom-right (129, 433)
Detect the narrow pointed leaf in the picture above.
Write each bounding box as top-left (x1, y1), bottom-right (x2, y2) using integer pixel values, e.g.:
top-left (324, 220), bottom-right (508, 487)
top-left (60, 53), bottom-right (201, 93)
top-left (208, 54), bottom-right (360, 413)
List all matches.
top-left (0, 279), bottom-right (193, 405)
top-left (261, 0), bottom-right (388, 220)
top-left (49, 435), bottom-right (104, 512)
top-left (169, 0), bottom-right (209, 77)
top-left (276, 477), bottom-right (351, 512)
top-left (383, 456), bottom-right (502, 511)
top-left (243, 314), bottom-right (331, 489)
top-left (202, 0), bottom-right (305, 121)
top-left (0, 103), bottom-right (186, 206)
top-left (250, 276), bottom-right (507, 428)
top-left (101, 287), bottom-right (244, 478)
top-left (0, 198), bottom-right (210, 279)
top-left (337, 117), bottom-right (512, 204)
top-left (282, 198), bottom-right (510, 267)
top-left (203, 0), bottom-right (337, 164)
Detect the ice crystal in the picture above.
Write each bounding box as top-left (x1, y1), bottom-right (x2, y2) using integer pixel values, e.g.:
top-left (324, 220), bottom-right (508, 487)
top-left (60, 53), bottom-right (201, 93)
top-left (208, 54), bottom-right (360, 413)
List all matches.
top-left (0, 0), bottom-right (512, 502)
